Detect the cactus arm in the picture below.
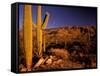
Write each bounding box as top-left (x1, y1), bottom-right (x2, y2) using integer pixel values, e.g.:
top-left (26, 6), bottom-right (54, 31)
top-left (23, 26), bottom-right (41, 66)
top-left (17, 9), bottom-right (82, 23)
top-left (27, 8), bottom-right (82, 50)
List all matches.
top-left (37, 5), bottom-right (42, 27)
top-left (42, 12), bottom-right (50, 29)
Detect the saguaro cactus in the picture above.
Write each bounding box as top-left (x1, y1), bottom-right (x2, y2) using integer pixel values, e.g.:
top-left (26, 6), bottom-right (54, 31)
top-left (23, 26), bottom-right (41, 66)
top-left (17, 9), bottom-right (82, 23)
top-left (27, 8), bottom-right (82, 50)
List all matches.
top-left (23, 5), bottom-right (49, 71)
top-left (33, 5), bottom-right (50, 57)
top-left (23, 5), bottom-right (33, 71)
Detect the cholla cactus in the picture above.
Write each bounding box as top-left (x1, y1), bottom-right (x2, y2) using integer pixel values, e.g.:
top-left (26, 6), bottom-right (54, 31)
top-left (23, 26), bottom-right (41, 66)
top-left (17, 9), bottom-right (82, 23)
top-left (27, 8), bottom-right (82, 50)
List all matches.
top-left (33, 5), bottom-right (50, 57)
top-left (23, 5), bottom-right (33, 71)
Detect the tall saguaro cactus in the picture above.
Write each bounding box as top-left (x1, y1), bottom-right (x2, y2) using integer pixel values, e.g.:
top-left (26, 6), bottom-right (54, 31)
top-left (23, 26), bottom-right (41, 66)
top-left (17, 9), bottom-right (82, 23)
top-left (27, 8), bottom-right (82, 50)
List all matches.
top-left (33, 5), bottom-right (50, 57)
top-left (23, 5), bottom-right (49, 71)
top-left (23, 5), bottom-right (33, 71)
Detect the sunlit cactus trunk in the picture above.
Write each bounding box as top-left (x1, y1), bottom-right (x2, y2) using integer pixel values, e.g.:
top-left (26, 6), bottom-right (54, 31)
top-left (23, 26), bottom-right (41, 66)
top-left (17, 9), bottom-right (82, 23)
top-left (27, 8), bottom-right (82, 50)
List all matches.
top-left (36, 5), bottom-right (50, 57)
top-left (23, 5), bottom-right (33, 71)
top-left (36, 6), bottom-right (42, 57)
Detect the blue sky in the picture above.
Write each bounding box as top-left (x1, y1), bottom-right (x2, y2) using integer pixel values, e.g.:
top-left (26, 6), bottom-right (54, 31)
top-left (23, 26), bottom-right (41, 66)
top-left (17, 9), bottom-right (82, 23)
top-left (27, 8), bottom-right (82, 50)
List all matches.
top-left (19, 4), bottom-right (97, 29)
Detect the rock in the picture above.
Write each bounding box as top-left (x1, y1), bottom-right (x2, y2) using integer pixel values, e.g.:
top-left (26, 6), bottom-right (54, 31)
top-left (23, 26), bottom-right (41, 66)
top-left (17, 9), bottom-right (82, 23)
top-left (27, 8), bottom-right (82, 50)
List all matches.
top-left (50, 48), bottom-right (69, 60)
top-left (34, 57), bottom-right (45, 68)
top-left (52, 61), bottom-right (57, 66)
top-left (27, 69), bottom-right (31, 71)
top-left (50, 55), bottom-right (53, 59)
top-left (19, 64), bottom-right (27, 72)
top-left (52, 56), bottom-right (58, 61)
top-left (60, 64), bottom-right (64, 68)
top-left (40, 64), bottom-right (45, 68)
top-left (56, 59), bottom-right (63, 64)
top-left (46, 58), bottom-right (52, 65)
top-left (19, 64), bottom-right (24, 70)
top-left (20, 67), bottom-right (27, 72)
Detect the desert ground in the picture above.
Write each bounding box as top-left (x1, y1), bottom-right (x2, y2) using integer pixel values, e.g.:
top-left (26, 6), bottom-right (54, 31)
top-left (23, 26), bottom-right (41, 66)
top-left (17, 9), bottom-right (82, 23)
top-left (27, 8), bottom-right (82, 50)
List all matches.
top-left (19, 25), bottom-right (97, 72)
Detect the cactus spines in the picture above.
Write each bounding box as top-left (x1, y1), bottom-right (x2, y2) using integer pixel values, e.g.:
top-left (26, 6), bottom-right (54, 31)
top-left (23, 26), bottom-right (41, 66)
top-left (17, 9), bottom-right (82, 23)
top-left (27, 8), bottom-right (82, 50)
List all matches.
top-left (34, 5), bottom-right (50, 57)
top-left (23, 5), bottom-right (33, 71)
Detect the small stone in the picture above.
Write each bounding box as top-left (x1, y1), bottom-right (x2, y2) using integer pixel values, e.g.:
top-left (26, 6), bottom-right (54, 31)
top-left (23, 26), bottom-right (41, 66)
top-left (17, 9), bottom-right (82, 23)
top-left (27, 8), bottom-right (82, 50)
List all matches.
top-left (50, 55), bottom-right (53, 59)
top-left (52, 61), bottom-right (56, 66)
top-left (46, 58), bottom-right (52, 64)
top-left (20, 67), bottom-right (27, 72)
top-left (56, 59), bottom-right (63, 64)
top-left (27, 68), bottom-right (31, 71)
top-left (40, 64), bottom-right (45, 68)
top-left (60, 64), bottom-right (64, 68)
top-left (52, 56), bottom-right (58, 61)
top-left (19, 64), bottom-right (27, 72)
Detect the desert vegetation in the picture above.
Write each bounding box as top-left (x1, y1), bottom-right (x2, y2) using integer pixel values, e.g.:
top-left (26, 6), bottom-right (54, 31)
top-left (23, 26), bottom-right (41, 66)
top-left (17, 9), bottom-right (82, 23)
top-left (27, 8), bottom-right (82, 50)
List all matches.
top-left (19, 25), bottom-right (97, 72)
top-left (18, 4), bottom-right (96, 72)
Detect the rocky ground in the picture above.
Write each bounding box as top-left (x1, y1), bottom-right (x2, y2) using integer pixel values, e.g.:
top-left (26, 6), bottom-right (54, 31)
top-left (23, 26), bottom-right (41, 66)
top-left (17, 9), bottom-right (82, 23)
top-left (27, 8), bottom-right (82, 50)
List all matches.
top-left (19, 48), bottom-right (96, 72)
